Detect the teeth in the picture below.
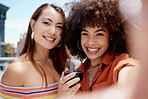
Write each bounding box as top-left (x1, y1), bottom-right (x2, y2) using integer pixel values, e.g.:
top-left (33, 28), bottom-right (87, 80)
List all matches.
top-left (44, 36), bottom-right (55, 41)
top-left (88, 48), bottom-right (99, 52)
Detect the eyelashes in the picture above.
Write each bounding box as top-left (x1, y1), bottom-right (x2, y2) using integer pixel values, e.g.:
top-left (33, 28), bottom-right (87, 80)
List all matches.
top-left (96, 33), bottom-right (104, 36)
top-left (43, 22), bottom-right (49, 25)
top-left (81, 33), bottom-right (88, 36)
top-left (57, 26), bottom-right (63, 29)
top-left (43, 22), bottom-right (63, 30)
top-left (81, 33), bottom-right (104, 36)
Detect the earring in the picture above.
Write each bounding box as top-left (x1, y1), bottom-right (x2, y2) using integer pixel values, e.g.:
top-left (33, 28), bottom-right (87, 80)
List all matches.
top-left (77, 40), bottom-right (82, 51)
top-left (56, 40), bottom-right (62, 47)
top-left (31, 32), bottom-right (34, 40)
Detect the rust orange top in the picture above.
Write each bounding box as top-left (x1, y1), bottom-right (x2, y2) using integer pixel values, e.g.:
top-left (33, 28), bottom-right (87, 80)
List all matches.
top-left (77, 50), bottom-right (138, 93)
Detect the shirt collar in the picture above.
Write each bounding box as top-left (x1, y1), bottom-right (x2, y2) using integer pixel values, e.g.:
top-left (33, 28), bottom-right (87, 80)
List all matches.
top-left (101, 50), bottom-right (115, 66)
top-left (83, 50), bottom-right (115, 69)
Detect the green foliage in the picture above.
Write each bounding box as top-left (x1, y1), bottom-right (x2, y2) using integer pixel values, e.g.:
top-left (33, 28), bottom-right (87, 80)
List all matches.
top-left (5, 43), bottom-right (16, 57)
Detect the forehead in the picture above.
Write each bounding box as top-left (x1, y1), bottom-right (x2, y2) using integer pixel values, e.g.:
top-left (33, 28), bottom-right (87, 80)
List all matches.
top-left (38, 7), bottom-right (63, 22)
top-left (82, 26), bottom-right (109, 35)
top-left (83, 26), bottom-right (107, 31)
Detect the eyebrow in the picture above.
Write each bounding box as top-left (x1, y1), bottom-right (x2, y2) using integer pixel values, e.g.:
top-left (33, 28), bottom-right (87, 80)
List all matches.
top-left (81, 29), bottom-right (88, 32)
top-left (57, 23), bottom-right (63, 25)
top-left (43, 18), bottom-right (53, 22)
top-left (81, 29), bottom-right (106, 33)
top-left (42, 18), bottom-right (63, 25)
top-left (95, 29), bottom-right (106, 33)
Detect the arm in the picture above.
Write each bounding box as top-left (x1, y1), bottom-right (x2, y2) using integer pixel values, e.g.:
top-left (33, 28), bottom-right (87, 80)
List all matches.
top-left (118, 65), bottom-right (140, 87)
top-left (117, 66), bottom-right (133, 86)
top-left (116, 65), bottom-right (140, 99)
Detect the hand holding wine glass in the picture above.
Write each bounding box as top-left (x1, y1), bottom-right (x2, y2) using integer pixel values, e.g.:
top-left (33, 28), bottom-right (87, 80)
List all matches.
top-left (64, 58), bottom-right (84, 84)
top-left (58, 58), bottom-right (83, 99)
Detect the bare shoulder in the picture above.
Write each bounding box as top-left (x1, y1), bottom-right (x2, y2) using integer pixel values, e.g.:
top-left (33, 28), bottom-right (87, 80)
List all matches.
top-left (1, 56), bottom-right (32, 87)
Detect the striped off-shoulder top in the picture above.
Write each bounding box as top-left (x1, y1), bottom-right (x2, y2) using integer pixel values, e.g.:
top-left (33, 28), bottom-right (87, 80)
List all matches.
top-left (0, 82), bottom-right (58, 99)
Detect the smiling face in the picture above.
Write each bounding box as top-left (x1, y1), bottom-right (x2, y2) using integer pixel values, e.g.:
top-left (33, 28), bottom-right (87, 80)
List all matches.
top-left (31, 6), bottom-right (63, 50)
top-left (81, 26), bottom-right (110, 63)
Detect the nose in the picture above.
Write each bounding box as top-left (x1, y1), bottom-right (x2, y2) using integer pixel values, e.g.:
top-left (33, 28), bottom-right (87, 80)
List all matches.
top-left (49, 26), bottom-right (56, 35)
top-left (87, 37), bottom-right (96, 45)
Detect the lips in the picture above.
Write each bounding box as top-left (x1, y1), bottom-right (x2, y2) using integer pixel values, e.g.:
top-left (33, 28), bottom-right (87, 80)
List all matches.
top-left (87, 47), bottom-right (100, 53)
top-left (88, 48), bottom-right (98, 52)
top-left (43, 35), bottom-right (55, 42)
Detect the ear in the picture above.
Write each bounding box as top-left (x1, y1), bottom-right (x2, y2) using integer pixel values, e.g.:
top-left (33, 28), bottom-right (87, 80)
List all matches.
top-left (30, 19), bottom-right (36, 32)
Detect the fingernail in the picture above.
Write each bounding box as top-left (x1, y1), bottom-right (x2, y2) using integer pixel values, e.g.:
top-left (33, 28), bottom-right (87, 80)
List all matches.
top-left (71, 72), bottom-right (76, 76)
top-left (76, 77), bottom-right (80, 81)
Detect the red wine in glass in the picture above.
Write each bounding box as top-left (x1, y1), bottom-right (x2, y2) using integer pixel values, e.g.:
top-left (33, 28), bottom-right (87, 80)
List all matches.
top-left (64, 58), bottom-right (84, 87)
top-left (64, 71), bottom-right (84, 82)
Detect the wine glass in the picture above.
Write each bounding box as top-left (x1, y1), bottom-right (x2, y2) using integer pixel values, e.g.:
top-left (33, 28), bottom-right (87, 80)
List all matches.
top-left (64, 57), bottom-right (84, 83)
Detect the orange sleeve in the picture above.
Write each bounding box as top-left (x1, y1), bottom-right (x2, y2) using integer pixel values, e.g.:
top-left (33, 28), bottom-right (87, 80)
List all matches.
top-left (76, 65), bottom-right (83, 72)
top-left (113, 56), bottom-right (139, 84)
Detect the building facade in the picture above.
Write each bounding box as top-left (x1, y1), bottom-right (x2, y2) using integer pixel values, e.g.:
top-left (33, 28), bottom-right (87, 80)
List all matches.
top-left (0, 3), bottom-right (9, 57)
top-left (17, 33), bottom-right (26, 56)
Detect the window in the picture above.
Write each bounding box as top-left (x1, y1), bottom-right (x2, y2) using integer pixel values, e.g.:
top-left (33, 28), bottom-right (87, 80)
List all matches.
top-left (3, 12), bottom-right (6, 19)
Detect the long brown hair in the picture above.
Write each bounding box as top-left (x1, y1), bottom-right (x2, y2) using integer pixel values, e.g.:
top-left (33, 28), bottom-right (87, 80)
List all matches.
top-left (20, 3), bottom-right (70, 85)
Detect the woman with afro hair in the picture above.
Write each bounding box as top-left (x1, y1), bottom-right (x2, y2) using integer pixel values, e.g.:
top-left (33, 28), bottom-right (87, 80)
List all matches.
top-left (59, 0), bottom-right (139, 95)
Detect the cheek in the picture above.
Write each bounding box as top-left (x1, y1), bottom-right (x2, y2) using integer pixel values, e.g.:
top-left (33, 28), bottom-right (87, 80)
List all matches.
top-left (104, 38), bottom-right (110, 49)
top-left (56, 32), bottom-right (62, 42)
top-left (99, 37), bottom-right (110, 48)
top-left (59, 31), bottom-right (62, 36)
top-left (57, 31), bottom-right (62, 39)
top-left (81, 37), bottom-right (87, 47)
top-left (34, 26), bottom-right (43, 35)
top-left (58, 36), bottom-right (62, 41)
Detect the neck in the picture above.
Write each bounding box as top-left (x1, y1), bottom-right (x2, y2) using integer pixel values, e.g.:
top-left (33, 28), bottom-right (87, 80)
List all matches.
top-left (90, 56), bottom-right (103, 67)
top-left (34, 43), bottom-right (50, 61)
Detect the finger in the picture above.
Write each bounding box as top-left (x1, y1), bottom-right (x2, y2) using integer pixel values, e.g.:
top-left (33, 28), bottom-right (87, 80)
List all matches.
top-left (61, 71), bottom-right (65, 78)
top-left (60, 71), bottom-right (65, 85)
top-left (64, 68), bottom-right (69, 72)
top-left (65, 77), bottom-right (80, 87)
top-left (62, 72), bottom-right (76, 83)
top-left (71, 83), bottom-right (81, 93)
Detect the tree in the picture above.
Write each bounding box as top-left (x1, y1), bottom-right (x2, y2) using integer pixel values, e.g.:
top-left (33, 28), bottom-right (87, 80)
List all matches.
top-left (5, 43), bottom-right (16, 57)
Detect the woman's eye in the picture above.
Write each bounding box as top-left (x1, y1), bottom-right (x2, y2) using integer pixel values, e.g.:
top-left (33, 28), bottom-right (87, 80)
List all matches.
top-left (81, 33), bottom-right (88, 36)
top-left (43, 22), bottom-right (50, 25)
top-left (96, 33), bottom-right (104, 36)
top-left (57, 26), bottom-right (63, 29)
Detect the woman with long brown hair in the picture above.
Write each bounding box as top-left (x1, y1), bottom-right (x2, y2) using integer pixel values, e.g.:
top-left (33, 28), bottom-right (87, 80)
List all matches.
top-left (1, 3), bottom-right (71, 98)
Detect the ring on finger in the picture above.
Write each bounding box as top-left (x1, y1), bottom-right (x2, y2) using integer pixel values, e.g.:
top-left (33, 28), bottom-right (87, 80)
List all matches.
top-left (70, 88), bottom-right (75, 93)
top-left (63, 84), bottom-right (67, 88)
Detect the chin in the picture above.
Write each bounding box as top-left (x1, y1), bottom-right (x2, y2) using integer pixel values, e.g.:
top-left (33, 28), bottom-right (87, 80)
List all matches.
top-left (87, 53), bottom-right (103, 60)
top-left (44, 45), bottom-right (56, 50)
top-left (87, 56), bottom-right (99, 60)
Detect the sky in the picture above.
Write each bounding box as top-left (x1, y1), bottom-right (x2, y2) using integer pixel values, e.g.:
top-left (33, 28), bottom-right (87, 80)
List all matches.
top-left (0, 0), bottom-right (75, 47)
